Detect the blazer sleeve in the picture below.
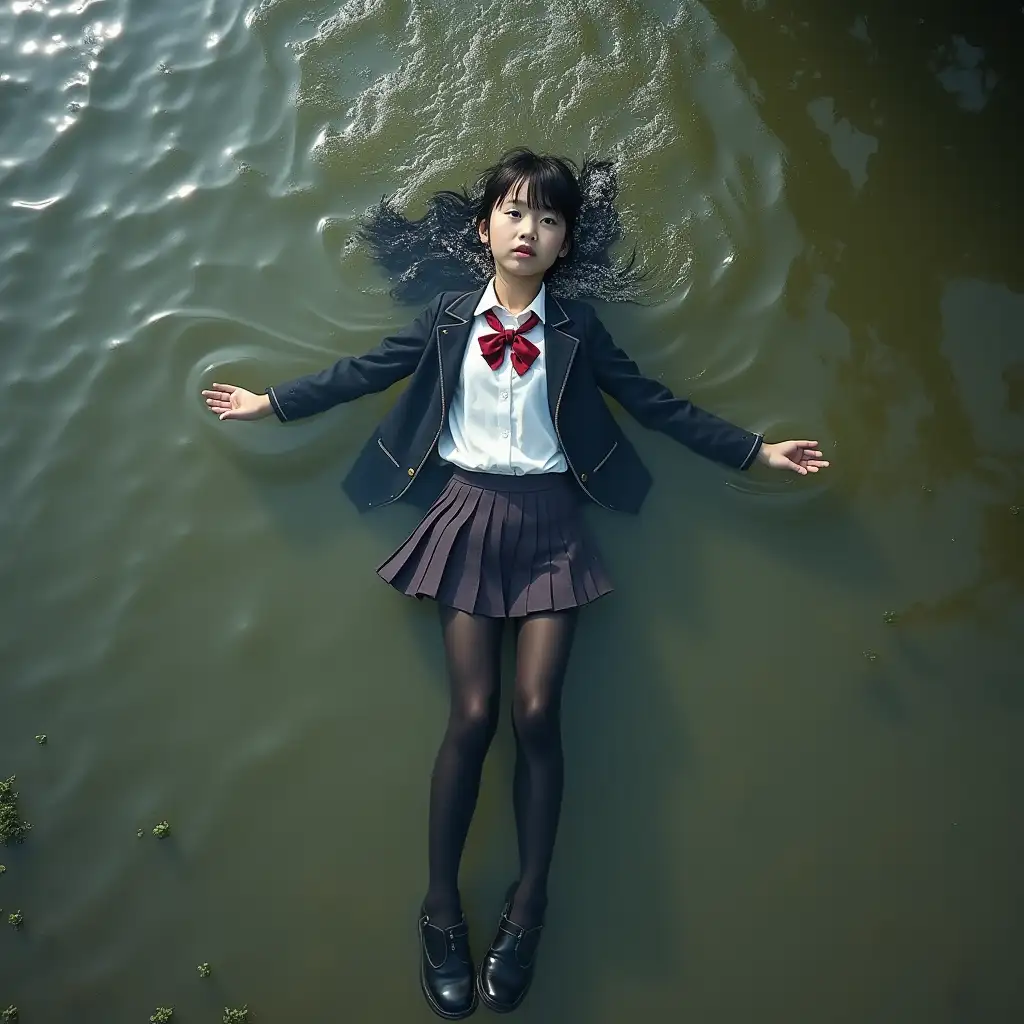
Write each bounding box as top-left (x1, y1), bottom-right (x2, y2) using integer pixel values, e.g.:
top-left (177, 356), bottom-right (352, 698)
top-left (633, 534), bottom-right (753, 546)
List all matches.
top-left (585, 305), bottom-right (763, 470)
top-left (265, 293), bottom-right (445, 422)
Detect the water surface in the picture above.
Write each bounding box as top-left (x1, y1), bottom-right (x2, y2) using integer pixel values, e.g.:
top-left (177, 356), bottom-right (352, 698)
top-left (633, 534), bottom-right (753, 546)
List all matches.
top-left (1, 0), bottom-right (1022, 1020)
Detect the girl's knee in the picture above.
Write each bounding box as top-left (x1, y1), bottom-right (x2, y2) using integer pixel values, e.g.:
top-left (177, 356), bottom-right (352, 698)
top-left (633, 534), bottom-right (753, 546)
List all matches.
top-left (451, 693), bottom-right (500, 747)
top-left (511, 694), bottom-right (559, 745)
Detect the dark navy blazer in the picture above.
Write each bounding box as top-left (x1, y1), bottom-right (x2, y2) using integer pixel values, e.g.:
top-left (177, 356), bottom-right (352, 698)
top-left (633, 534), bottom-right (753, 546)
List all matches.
top-left (266, 285), bottom-right (763, 514)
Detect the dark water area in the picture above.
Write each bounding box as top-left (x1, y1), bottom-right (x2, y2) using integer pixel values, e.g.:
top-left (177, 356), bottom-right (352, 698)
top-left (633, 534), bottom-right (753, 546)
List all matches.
top-left (1, 1), bottom-right (1022, 1021)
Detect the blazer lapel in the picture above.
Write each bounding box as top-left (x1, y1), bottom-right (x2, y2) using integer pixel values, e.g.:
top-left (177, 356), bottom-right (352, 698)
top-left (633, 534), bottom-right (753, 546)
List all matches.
top-left (544, 295), bottom-right (579, 422)
top-left (436, 285), bottom-right (486, 410)
top-left (435, 285), bottom-right (578, 423)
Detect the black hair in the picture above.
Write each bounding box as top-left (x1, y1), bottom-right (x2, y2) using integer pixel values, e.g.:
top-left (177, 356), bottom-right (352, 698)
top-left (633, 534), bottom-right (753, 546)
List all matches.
top-left (357, 148), bottom-right (649, 305)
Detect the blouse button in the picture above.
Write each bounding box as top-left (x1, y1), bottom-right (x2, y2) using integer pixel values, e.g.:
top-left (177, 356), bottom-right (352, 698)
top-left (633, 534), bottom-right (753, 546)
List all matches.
top-left (580, 472), bottom-right (588, 482)
top-left (407, 468), bottom-right (415, 477)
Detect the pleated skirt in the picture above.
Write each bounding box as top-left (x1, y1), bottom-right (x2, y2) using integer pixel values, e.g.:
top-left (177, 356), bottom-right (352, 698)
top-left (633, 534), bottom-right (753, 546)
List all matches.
top-left (376, 468), bottom-right (614, 617)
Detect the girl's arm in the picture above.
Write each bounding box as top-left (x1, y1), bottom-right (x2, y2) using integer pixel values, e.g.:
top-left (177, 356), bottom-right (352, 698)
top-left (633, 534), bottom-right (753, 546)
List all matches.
top-left (265, 293), bottom-right (445, 421)
top-left (585, 306), bottom-right (763, 470)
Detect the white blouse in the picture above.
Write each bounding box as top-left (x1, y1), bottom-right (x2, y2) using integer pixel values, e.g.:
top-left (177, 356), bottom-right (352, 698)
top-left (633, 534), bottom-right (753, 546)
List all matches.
top-left (438, 279), bottom-right (567, 476)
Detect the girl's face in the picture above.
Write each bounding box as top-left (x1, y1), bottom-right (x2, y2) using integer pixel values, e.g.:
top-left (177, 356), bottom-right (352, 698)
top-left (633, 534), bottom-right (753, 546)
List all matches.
top-left (478, 180), bottom-right (570, 280)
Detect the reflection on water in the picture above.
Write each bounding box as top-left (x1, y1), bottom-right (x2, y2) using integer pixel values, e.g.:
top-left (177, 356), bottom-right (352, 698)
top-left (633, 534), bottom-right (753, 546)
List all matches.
top-left (1, 0), bottom-right (1022, 1021)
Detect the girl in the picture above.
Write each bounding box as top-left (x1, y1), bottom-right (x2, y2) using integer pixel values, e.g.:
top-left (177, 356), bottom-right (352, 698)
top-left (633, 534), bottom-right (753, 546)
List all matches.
top-left (202, 149), bottom-right (828, 1019)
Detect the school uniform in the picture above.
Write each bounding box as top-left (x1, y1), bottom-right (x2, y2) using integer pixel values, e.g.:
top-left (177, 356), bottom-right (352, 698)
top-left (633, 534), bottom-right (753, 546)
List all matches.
top-left (267, 280), bottom-right (763, 617)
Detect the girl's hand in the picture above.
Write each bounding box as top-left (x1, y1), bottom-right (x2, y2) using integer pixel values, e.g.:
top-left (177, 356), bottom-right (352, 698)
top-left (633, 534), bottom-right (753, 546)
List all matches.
top-left (202, 383), bottom-right (273, 421)
top-left (756, 440), bottom-right (830, 475)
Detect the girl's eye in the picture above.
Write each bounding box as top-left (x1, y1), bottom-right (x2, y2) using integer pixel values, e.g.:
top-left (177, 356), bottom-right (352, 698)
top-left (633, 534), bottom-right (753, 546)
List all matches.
top-left (505, 209), bottom-right (559, 226)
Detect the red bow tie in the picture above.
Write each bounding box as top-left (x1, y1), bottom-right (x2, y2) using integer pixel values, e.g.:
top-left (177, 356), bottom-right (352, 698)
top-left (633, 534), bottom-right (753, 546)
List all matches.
top-left (478, 309), bottom-right (541, 376)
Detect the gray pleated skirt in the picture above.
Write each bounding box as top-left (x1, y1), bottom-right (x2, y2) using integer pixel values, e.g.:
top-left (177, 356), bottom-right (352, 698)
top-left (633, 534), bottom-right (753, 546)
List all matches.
top-left (376, 468), bottom-right (613, 617)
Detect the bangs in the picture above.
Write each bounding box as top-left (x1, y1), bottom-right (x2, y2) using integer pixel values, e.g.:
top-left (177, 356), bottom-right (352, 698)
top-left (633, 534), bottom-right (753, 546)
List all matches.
top-left (494, 170), bottom-right (573, 219)
top-left (475, 149), bottom-right (583, 230)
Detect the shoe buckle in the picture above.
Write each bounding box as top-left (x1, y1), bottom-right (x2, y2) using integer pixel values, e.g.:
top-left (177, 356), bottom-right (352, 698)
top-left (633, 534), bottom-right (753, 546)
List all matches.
top-left (446, 923), bottom-right (467, 951)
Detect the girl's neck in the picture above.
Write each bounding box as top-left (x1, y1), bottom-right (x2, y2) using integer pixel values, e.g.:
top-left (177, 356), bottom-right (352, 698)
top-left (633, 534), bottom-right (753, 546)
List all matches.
top-left (492, 269), bottom-right (543, 316)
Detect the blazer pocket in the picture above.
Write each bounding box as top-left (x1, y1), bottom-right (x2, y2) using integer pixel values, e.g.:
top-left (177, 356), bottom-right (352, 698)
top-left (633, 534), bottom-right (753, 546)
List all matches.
top-left (592, 441), bottom-right (618, 474)
top-left (377, 437), bottom-right (400, 468)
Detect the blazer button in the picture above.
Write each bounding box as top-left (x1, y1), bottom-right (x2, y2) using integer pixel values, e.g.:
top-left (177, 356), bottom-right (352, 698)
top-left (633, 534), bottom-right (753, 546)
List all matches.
top-left (580, 472), bottom-right (588, 483)
top-left (407, 468), bottom-right (415, 477)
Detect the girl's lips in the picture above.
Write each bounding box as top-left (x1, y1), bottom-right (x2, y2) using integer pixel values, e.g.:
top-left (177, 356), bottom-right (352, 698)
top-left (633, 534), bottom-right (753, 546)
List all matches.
top-left (512, 249), bottom-right (534, 257)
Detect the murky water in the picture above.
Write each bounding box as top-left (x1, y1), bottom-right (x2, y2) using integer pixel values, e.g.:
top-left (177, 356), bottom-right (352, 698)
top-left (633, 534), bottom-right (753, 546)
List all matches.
top-left (2, 0), bottom-right (1022, 1020)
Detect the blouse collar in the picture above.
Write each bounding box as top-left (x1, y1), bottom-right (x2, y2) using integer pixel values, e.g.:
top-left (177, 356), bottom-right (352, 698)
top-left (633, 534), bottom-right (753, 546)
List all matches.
top-left (475, 277), bottom-right (546, 325)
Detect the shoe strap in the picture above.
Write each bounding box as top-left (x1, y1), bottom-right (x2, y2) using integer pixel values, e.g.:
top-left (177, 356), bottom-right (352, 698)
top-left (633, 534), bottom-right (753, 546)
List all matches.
top-left (421, 914), bottom-right (469, 940)
top-left (500, 888), bottom-right (545, 936)
top-left (499, 913), bottom-right (544, 939)
top-left (420, 913), bottom-right (470, 969)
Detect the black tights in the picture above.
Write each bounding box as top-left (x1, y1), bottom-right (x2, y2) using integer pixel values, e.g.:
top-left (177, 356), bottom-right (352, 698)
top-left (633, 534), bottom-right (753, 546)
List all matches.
top-left (423, 605), bottom-right (578, 931)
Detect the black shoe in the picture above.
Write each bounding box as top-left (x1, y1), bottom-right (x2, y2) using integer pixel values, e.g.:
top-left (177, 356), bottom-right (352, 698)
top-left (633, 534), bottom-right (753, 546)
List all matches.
top-left (418, 908), bottom-right (478, 1020)
top-left (476, 884), bottom-right (544, 1014)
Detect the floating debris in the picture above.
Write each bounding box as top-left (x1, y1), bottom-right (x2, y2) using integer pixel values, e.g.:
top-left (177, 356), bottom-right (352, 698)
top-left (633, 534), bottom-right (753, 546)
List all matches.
top-left (0, 777), bottom-right (32, 845)
top-left (137, 829), bottom-right (145, 839)
top-left (34, 735), bottom-right (47, 746)
top-left (862, 650), bottom-right (879, 662)
top-left (150, 1009), bottom-right (174, 1023)
top-left (1, 1006), bottom-right (18, 1022)
top-left (198, 962), bottom-right (212, 978)
top-left (0, 864), bottom-right (6, 874)
top-left (223, 1008), bottom-right (249, 1023)
top-left (8, 910), bottom-right (23, 929)
top-left (882, 610), bottom-right (898, 625)
top-left (1011, 505), bottom-right (1020, 516)
top-left (152, 821), bottom-right (171, 839)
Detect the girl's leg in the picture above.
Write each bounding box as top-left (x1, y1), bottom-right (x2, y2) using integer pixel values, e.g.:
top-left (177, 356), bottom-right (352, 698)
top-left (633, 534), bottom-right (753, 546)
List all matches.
top-left (423, 605), bottom-right (505, 928)
top-left (508, 609), bottom-right (579, 929)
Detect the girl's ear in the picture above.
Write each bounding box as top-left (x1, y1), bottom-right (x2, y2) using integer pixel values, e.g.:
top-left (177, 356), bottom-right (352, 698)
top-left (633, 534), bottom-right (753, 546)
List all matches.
top-left (477, 218), bottom-right (489, 246)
